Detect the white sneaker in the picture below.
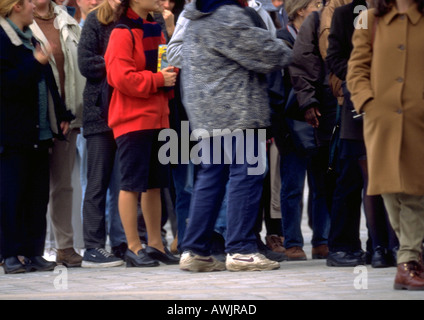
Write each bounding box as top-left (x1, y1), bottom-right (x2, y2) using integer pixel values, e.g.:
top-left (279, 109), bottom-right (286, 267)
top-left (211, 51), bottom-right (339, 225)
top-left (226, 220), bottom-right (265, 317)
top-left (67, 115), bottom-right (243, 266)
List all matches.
top-left (226, 252), bottom-right (280, 271)
top-left (179, 251), bottom-right (226, 272)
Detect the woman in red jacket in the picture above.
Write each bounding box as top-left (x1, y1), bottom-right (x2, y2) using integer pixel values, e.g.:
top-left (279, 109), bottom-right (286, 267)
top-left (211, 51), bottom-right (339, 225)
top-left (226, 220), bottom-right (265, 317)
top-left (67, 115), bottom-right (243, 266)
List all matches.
top-left (104, 0), bottom-right (178, 267)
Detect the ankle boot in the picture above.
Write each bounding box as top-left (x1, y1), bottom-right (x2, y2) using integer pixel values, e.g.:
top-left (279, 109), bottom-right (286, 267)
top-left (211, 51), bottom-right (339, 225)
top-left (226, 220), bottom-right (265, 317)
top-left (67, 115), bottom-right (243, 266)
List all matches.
top-left (394, 261), bottom-right (424, 290)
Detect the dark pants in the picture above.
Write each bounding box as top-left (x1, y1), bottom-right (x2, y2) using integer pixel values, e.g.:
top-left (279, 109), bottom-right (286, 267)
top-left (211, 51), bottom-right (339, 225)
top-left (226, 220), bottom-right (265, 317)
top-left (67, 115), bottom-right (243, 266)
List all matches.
top-left (83, 131), bottom-right (125, 249)
top-left (280, 145), bottom-right (331, 249)
top-left (0, 147), bottom-right (50, 258)
top-left (328, 140), bottom-right (364, 252)
top-left (182, 131), bottom-right (265, 256)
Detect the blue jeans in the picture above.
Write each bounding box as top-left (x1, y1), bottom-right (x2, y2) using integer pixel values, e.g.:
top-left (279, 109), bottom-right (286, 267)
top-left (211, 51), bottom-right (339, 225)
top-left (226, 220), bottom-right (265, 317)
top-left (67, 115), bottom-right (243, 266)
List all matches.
top-left (280, 147), bottom-right (330, 249)
top-left (182, 130), bottom-right (266, 256)
top-left (172, 161), bottom-right (195, 252)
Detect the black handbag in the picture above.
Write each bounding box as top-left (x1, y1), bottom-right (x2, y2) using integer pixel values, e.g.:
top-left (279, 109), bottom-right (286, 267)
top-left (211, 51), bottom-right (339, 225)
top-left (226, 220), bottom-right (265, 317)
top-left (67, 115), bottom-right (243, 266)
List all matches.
top-left (284, 88), bottom-right (318, 156)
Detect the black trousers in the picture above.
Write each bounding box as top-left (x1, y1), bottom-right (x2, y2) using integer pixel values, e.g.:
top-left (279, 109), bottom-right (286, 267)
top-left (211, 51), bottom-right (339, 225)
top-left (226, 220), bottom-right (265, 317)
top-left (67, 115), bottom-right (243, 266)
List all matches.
top-left (0, 147), bottom-right (50, 258)
top-left (82, 131), bottom-right (117, 249)
top-left (328, 140), bottom-right (364, 252)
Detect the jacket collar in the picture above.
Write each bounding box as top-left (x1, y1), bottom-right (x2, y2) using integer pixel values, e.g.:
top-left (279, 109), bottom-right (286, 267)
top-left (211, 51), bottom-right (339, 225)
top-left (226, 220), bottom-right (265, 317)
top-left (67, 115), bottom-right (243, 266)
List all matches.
top-left (0, 16), bottom-right (23, 46)
top-left (383, 2), bottom-right (422, 25)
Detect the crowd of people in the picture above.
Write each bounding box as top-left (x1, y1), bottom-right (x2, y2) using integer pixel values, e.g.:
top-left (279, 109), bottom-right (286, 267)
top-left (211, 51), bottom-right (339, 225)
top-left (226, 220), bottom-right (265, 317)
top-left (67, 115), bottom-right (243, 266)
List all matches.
top-left (1, 0), bottom-right (423, 291)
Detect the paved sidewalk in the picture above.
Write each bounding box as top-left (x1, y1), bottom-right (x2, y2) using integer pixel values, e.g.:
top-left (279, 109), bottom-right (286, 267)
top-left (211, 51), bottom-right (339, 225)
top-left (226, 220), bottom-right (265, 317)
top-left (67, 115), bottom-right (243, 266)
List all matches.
top-left (1, 257), bottom-right (423, 300)
top-left (1, 216), bottom-right (423, 301)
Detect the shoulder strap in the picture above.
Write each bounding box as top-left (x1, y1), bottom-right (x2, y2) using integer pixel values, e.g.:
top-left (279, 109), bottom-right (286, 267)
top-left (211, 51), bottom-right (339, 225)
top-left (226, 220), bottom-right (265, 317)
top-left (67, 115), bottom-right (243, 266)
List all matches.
top-left (115, 24), bottom-right (135, 47)
top-left (244, 7), bottom-right (267, 30)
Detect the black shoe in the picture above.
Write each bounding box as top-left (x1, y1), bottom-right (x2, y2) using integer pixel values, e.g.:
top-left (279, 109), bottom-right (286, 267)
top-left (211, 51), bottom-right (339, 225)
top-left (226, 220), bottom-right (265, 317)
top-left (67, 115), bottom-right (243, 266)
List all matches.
top-left (258, 240), bottom-right (288, 262)
top-left (351, 249), bottom-right (367, 264)
top-left (3, 256), bottom-right (26, 274)
top-left (326, 251), bottom-right (365, 267)
top-left (26, 256), bottom-right (57, 272)
top-left (112, 243), bottom-right (128, 260)
top-left (125, 249), bottom-right (159, 267)
top-left (371, 246), bottom-right (390, 268)
top-left (145, 246), bottom-right (180, 265)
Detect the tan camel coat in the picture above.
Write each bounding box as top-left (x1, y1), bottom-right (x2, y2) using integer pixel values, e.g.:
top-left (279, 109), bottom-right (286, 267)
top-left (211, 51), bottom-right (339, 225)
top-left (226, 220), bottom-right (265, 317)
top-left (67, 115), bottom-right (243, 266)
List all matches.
top-left (347, 4), bottom-right (424, 196)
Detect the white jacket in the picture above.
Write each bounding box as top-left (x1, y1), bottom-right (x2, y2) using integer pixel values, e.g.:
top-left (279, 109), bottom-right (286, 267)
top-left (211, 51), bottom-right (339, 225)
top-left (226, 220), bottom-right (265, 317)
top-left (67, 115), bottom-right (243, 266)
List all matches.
top-left (30, 2), bottom-right (85, 129)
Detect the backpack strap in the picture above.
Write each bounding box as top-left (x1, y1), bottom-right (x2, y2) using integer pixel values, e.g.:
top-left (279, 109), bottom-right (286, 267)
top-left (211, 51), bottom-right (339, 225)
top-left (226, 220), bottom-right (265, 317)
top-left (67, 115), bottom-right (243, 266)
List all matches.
top-left (115, 24), bottom-right (135, 48)
top-left (244, 6), bottom-right (267, 29)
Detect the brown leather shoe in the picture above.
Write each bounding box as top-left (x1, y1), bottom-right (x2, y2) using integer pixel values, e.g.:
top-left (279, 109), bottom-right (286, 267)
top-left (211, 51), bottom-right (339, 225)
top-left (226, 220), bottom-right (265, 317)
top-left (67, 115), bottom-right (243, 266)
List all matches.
top-left (285, 246), bottom-right (307, 261)
top-left (56, 248), bottom-right (82, 268)
top-left (265, 235), bottom-right (286, 253)
top-left (312, 244), bottom-right (329, 259)
top-left (394, 261), bottom-right (424, 290)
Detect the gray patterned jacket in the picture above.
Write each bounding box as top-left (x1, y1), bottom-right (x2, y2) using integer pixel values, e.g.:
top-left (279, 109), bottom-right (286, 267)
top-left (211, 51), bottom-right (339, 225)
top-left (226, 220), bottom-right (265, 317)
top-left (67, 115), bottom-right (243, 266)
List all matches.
top-left (181, 0), bottom-right (292, 137)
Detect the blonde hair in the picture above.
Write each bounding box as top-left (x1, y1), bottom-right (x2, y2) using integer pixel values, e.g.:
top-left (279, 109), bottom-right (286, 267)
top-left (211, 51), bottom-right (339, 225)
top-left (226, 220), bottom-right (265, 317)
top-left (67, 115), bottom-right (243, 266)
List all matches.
top-left (0, 0), bottom-right (24, 18)
top-left (284, 0), bottom-right (313, 21)
top-left (95, 0), bottom-right (114, 25)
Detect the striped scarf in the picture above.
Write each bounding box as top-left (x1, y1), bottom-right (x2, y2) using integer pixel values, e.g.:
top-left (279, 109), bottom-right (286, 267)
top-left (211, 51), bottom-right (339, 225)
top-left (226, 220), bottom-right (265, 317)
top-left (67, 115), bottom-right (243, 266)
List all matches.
top-left (125, 7), bottom-right (164, 73)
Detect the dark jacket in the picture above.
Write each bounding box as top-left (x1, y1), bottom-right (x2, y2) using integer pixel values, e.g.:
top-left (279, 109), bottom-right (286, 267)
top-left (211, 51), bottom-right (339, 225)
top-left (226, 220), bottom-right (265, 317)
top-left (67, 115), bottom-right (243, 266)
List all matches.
top-left (0, 20), bottom-right (73, 153)
top-left (77, 9), bottom-right (115, 137)
top-left (288, 10), bottom-right (337, 146)
top-left (326, 0), bottom-right (367, 140)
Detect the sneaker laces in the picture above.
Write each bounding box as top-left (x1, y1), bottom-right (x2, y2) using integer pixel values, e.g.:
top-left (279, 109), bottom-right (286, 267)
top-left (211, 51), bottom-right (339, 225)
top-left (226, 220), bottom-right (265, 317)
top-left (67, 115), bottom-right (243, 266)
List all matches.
top-left (97, 248), bottom-right (114, 258)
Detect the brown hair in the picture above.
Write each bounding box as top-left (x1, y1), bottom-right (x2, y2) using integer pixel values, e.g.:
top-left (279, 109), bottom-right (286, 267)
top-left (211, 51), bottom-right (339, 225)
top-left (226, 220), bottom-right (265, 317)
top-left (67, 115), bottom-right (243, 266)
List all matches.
top-left (0, 0), bottom-right (24, 18)
top-left (114, 0), bottom-right (130, 21)
top-left (374, 0), bottom-right (424, 16)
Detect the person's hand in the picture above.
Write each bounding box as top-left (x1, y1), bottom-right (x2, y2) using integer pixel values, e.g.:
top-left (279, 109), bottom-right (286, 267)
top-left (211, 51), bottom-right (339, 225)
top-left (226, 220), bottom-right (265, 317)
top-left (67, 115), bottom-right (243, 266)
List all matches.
top-left (304, 106), bottom-right (321, 128)
top-left (60, 121), bottom-right (70, 135)
top-left (162, 9), bottom-right (175, 37)
top-left (160, 66), bottom-right (177, 87)
top-left (34, 42), bottom-right (52, 65)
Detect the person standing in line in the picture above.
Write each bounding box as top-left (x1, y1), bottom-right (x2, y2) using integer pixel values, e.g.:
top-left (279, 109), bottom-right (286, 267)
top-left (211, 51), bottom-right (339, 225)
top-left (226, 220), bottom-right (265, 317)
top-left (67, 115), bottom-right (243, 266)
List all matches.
top-left (275, 0), bottom-right (329, 262)
top-left (326, 0), bottom-right (399, 268)
top-left (78, 0), bottom-right (128, 267)
top-left (30, 0), bottom-right (85, 268)
top-left (0, 0), bottom-right (73, 273)
top-left (76, 0), bottom-right (100, 26)
top-left (104, 0), bottom-right (179, 267)
top-left (347, 0), bottom-right (424, 290)
top-left (178, 0), bottom-right (292, 272)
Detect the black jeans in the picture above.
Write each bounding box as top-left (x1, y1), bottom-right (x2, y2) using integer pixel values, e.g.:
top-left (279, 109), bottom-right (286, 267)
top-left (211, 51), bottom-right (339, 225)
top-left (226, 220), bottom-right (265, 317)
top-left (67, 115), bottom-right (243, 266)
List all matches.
top-left (0, 147), bottom-right (50, 258)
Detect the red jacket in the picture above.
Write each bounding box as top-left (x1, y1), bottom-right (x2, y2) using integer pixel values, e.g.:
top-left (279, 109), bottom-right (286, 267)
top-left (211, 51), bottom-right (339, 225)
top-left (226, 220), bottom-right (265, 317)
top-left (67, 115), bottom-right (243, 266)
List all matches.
top-left (105, 8), bottom-right (170, 139)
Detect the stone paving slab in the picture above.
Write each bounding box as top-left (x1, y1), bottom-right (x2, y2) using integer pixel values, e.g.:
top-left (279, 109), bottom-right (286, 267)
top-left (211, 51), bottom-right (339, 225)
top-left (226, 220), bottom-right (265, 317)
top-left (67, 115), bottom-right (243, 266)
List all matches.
top-left (1, 259), bottom-right (423, 301)
top-left (1, 203), bottom-right (422, 302)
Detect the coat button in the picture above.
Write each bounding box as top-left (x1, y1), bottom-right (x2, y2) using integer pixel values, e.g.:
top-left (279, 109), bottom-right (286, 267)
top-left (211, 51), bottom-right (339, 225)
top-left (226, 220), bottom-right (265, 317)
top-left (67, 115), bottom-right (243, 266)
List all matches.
top-left (396, 77), bottom-right (404, 83)
top-left (398, 44), bottom-right (405, 50)
top-left (396, 109), bottom-right (402, 114)
top-left (399, 14), bottom-right (405, 20)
